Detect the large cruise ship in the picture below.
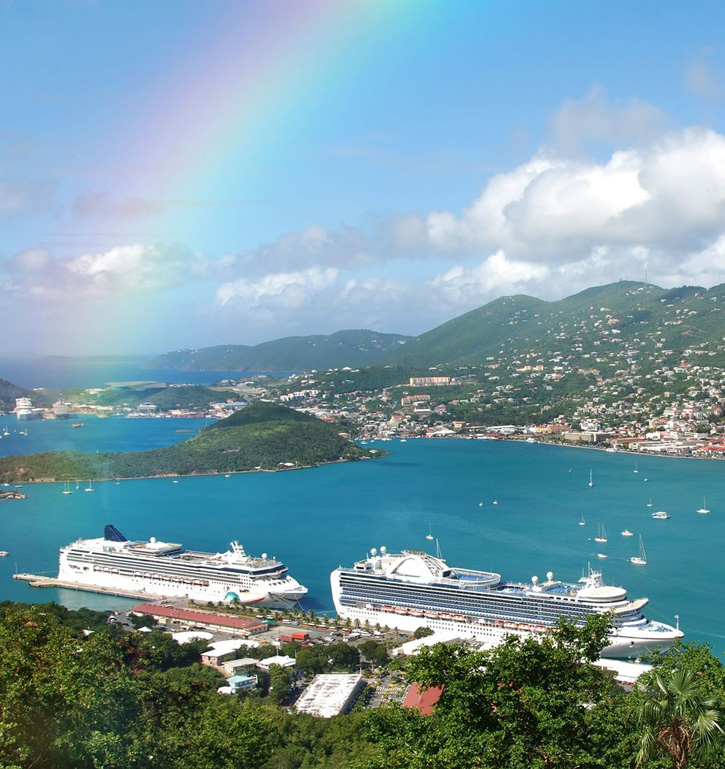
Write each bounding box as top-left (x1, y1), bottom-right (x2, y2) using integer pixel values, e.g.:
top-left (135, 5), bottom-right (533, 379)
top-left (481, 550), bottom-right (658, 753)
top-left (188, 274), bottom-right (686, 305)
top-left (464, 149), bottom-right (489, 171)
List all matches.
top-left (330, 546), bottom-right (683, 658)
top-left (58, 525), bottom-right (307, 608)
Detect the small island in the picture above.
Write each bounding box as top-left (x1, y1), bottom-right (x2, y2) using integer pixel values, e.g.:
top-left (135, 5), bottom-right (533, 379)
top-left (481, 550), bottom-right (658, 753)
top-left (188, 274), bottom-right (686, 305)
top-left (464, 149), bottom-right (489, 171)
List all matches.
top-left (0, 402), bottom-right (377, 483)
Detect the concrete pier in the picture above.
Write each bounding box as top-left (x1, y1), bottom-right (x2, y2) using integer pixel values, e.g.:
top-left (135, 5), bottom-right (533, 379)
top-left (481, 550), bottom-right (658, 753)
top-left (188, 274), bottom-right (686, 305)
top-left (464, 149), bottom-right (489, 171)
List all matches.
top-left (13, 573), bottom-right (165, 601)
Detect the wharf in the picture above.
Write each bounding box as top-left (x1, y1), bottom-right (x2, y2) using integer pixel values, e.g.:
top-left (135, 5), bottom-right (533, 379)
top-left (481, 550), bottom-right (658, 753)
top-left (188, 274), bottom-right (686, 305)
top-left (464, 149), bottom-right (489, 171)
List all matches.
top-left (13, 573), bottom-right (165, 601)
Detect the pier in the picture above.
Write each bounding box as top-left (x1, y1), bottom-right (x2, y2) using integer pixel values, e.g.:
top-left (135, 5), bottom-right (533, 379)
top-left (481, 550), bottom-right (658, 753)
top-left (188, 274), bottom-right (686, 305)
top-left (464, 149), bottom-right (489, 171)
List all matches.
top-left (13, 573), bottom-right (165, 601)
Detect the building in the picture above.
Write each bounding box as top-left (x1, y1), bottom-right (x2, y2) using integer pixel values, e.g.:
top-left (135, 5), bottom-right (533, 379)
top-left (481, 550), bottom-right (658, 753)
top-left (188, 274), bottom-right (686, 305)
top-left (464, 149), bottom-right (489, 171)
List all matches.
top-left (409, 377), bottom-right (451, 387)
top-left (256, 654), bottom-right (296, 671)
top-left (402, 683), bottom-right (444, 715)
top-left (132, 603), bottom-right (266, 635)
top-left (295, 673), bottom-right (364, 718)
top-left (217, 674), bottom-right (258, 695)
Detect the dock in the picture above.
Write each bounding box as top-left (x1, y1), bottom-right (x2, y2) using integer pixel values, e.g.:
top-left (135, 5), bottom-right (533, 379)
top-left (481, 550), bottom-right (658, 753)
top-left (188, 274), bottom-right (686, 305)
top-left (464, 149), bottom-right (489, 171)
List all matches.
top-left (13, 573), bottom-right (166, 601)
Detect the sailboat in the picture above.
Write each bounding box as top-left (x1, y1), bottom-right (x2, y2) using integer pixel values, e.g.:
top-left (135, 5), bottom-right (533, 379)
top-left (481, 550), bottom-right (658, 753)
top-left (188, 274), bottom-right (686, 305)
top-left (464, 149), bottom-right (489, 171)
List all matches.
top-left (631, 535), bottom-right (647, 565)
top-left (697, 496), bottom-right (711, 514)
top-left (426, 523), bottom-right (434, 541)
top-left (594, 523), bottom-right (608, 543)
top-left (578, 515), bottom-right (586, 526)
top-left (646, 498), bottom-right (653, 507)
top-left (62, 481), bottom-right (73, 496)
top-left (76, 481), bottom-right (80, 490)
top-left (84, 479), bottom-right (94, 492)
top-left (633, 462), bottom-right (639, 474)
top-left (588, 470), bottom-right (594, 488)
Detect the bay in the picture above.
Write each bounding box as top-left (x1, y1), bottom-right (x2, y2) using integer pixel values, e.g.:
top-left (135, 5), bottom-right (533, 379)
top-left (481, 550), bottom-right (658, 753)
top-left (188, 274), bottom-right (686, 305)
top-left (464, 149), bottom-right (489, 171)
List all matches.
top-left (1, 419), bottom-right (723, 655)
top-left (0, 356), bottom-right (286, 389)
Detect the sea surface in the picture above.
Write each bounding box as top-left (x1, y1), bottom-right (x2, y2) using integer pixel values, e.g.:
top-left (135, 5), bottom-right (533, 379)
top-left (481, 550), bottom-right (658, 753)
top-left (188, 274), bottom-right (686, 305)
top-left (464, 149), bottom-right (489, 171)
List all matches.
top-left (1, 418), bottom-right (724, 653)
top-left (0, 356), bottom-right (284, 389)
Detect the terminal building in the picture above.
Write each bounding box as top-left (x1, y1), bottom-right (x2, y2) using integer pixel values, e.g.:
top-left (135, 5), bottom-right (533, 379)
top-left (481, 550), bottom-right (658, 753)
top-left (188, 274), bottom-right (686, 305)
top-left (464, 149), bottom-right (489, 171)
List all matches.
top-left (295, 673), bottom-right (364, 718)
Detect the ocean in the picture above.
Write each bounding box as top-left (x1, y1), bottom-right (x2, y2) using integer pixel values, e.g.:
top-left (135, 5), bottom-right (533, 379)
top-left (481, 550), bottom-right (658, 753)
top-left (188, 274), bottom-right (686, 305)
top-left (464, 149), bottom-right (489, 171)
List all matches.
top-left (1, 415), bottom-right (723, 654)
top-left (0, 357), bottom-right (284, 389)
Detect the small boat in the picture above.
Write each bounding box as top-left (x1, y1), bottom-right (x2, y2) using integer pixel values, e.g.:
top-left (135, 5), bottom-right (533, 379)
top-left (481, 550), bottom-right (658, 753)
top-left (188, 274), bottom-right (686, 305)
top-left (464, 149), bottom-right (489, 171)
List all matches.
top-left (621, 529), bottom-right (634, 537)
top-left (697, 496), bottom-right (710, 515)
top-left (633, 462), bottom-right (639, 474)
top-left (578, 516), bottom-right (586, 526)
top-left (0, 550), bottom-right (8, 557)
top-left (597, 553), bottom-right (608, 559)
top-left (492, 497), bottom-right (499, 506)
top-left (631, 535), bottom-right (647, 565)
top-left (478, 501), bottom-right (484, 507)
top-left (588, 470), bottom-right (594, 488)
top-left (651, 511), bottom-right (670, 520)
top-left (72, 422), bottom-right (84, 428)
top-left (426, 523), bottom-right (434, 541)
top-left (644, 477), bottom-right (649, 483)
top-left (646, 498), bottom-right (653, 507)
top-left (594, 523), bottom-right (608, 543)
top-left (62, 481), bottom-right (73, 496)
top-left (84, 480), bottom-right (94, 492)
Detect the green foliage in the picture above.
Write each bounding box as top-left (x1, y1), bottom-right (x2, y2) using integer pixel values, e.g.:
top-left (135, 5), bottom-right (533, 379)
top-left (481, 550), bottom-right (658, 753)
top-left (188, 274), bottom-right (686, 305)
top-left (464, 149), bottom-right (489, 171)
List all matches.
top-left (0, 402), bottom-right (375, 482)
top-left (147, 330), bottom-right (412, 372)
top-left (633, 668), bottom-right (724, 769)
top-left (413, 626), bottom-right (435, 639)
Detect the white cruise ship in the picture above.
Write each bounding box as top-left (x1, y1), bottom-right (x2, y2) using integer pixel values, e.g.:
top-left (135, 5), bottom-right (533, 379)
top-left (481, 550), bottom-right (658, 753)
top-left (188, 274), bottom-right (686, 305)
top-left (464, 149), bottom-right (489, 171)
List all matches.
top-left (58, 525), bottom-right (307, 608)
top-left (330, 546), bottom-right (683, 658)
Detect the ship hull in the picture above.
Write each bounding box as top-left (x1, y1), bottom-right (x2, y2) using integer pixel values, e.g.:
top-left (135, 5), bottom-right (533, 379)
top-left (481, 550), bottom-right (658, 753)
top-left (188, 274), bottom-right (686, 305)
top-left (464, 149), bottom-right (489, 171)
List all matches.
top-left (331, 570), bottom-right (681, 660)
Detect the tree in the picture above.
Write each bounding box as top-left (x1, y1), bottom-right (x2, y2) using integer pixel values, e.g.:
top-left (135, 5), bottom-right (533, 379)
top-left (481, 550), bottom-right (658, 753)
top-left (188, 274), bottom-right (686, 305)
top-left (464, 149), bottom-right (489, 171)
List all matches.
top-left (633, 668), bottom-right (724, 769)
top-left (413, 626), bottom-right (434, 639)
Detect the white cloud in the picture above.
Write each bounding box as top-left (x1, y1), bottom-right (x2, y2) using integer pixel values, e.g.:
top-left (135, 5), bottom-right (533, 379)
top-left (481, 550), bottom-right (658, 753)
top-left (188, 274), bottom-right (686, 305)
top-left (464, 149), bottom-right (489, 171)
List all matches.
top-left (2, 242), bottom-right (206, 298)
top-left (216, 267), bottom-right (339, 310)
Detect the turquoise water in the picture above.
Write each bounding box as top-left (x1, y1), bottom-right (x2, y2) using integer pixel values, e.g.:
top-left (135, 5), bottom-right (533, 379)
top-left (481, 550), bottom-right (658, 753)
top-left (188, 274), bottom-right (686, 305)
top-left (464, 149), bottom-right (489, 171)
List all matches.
top-left (0, 356), bottom-right (286, 388)
top-left (1, 420), bottom-right (724, 654)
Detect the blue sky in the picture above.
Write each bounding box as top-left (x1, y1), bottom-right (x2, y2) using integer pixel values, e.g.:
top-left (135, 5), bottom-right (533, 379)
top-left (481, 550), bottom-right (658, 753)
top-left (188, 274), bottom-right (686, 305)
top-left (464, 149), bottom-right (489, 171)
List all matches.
top-left (2, 0), bottom-right (725, 355)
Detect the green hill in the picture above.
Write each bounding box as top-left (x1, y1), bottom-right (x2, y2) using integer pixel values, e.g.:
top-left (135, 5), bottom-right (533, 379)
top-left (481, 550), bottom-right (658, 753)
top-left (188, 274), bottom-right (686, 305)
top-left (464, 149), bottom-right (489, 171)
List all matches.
top-left (146, 329), bottom-right (411, 372)
top-left (383, 280), bottom-right (725, 369)
top-left (0, 402), bottom-right (374, 482)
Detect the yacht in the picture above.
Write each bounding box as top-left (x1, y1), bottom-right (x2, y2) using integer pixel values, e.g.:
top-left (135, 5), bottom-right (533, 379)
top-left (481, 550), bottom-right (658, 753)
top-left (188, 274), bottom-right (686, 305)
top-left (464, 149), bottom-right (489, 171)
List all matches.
top-left (651, 511), bottom-right (670, 520)
top-left (621, 529), bottom-right (634, 537)
top-left (578, 516), bottom-right (586, 526)
top-left (594, 523), bottom-right (608, 543)
top-left (631, 535), bottom-right (647, 565)
top-left (697, 497), bottom-right (710, 515)
top-left (62, 481), bottom-right (73, 496)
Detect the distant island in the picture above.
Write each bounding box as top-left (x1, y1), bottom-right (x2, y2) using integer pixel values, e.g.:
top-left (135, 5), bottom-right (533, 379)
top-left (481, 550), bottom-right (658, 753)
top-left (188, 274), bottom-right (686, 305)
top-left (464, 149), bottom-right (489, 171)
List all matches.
top-left (146, 329), bottom-right (410, 371)
top-left (0, 403), bottom-right (376, 483)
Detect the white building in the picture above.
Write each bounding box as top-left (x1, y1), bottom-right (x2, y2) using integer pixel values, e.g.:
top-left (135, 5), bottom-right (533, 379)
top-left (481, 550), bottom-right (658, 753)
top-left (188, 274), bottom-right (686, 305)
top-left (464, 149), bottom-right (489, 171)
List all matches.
top-left (295, 673), bottom-right (364, 718)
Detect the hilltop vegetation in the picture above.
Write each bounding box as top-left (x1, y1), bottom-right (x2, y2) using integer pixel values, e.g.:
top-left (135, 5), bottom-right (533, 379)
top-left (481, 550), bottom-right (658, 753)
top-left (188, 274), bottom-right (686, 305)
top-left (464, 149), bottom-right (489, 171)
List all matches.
top-left (0, 402), bottom-right (374, 482)
top-left (2, 603), bottom-right (724, 769)
top-left (147, 329), bottom-right (411, 371)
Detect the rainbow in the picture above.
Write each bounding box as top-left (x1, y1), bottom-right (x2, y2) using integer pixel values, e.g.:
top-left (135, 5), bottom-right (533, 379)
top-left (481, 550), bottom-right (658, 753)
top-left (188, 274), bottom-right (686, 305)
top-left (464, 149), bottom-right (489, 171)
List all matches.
top-left (111, 1), bottom-right (397, 204)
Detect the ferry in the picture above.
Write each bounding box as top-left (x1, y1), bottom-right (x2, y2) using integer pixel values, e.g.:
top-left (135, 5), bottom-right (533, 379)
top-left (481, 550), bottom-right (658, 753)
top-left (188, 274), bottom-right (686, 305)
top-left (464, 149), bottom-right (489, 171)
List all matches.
top-left (58, 524), bottom-right (307, 608)
top-left (330, 546), bottom-right (683, 658)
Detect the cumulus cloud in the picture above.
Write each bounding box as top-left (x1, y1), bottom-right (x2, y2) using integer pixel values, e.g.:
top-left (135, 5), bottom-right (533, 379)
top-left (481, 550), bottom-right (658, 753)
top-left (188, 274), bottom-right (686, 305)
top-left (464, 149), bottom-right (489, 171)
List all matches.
top-left (216, 266), bottom-right (339, 310)
top-left (1, 242), bottom-right (206, 298)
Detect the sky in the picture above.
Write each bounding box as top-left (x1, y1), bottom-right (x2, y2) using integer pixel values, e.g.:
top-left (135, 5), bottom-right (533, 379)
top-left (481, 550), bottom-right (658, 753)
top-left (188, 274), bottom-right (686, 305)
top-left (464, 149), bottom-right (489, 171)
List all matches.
top-left (3, 0), bottom-right (725, 355)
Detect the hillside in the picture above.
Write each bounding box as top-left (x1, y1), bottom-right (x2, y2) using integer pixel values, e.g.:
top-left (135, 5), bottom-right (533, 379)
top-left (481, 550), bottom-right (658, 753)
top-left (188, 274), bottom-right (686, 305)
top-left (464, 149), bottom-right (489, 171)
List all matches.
top-left (383, 280), bottom-right (725, 370)
top-left (147, 330), bottom-right (411, 372)
top-left (0, 402), bottom-right (374, 482)
top-left (0, 379), bottom-right (32, 411)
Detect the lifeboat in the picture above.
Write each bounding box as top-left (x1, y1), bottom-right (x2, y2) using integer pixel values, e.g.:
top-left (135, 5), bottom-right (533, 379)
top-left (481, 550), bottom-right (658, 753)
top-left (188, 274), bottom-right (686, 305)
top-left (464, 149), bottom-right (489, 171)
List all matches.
top-left (424, 611), bottom-right (439, 619)
top-left (394, 607), bottom-right (409, 615)
top-left (382, 605), bottom-right (395, 612)
top-left (409, 609), bottom-right (424, 617)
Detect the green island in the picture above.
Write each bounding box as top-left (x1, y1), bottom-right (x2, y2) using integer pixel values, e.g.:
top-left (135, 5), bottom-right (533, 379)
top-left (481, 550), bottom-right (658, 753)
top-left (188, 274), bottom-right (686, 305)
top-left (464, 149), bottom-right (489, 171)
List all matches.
top-left (1, 602), bottom-right (724, 769)
top-left (0, 402), bottom-right (375, 483)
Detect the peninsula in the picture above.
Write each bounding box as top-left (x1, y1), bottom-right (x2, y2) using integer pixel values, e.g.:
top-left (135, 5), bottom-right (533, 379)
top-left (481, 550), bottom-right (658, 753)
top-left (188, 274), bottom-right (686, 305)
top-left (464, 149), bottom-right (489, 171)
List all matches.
top-left (0, 402), bottom-right (375, 483)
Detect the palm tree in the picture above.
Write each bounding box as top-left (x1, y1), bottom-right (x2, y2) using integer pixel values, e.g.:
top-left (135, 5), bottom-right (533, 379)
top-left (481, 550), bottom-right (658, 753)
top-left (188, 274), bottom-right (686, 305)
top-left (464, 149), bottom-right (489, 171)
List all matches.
top-left (634, 668), bottom-right (724, 769)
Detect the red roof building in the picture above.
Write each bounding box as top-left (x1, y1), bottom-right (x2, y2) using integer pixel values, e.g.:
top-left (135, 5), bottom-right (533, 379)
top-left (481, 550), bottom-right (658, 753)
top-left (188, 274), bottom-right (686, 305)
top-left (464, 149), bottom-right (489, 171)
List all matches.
top-left (402, 684), bottom-right (444, 715)
top-left (133, 603), bottom-right (266, 634)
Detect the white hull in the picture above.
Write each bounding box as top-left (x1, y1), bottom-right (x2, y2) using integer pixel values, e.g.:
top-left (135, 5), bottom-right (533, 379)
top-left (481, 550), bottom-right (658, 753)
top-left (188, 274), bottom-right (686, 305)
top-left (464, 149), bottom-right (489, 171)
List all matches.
top-left (58, 561), bottom-right (304, 608)
top-left (332, 597), bottom-right (678, 660)
top-left (331, 567), bottom-right (682, 660)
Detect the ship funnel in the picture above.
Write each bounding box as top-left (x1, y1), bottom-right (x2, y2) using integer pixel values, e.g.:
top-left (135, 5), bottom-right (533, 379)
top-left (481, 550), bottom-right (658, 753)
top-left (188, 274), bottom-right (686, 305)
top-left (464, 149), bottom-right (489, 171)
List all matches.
top-left (104, 524), bottom-right (128, 542)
